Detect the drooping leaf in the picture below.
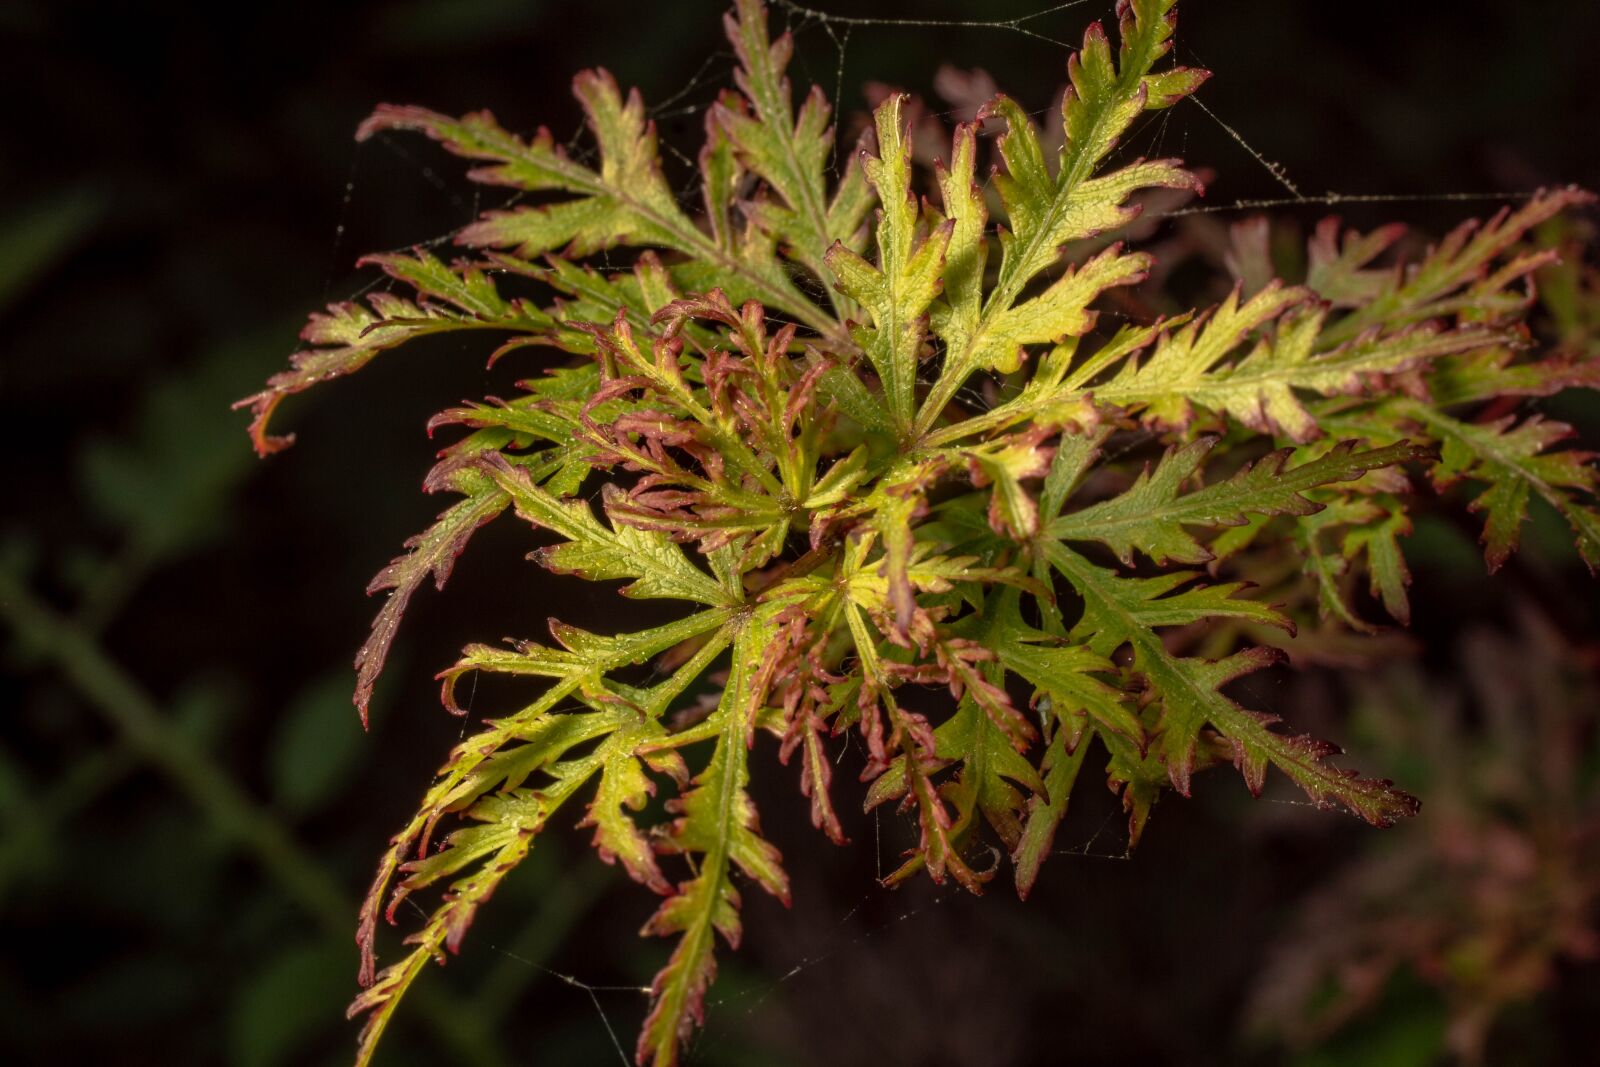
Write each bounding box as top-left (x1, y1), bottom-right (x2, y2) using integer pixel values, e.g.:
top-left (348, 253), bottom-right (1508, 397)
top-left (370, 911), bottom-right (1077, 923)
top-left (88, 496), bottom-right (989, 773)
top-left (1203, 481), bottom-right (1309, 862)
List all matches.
top-left (1047, 542), bottom-right (1417, 823)
top-left (235, 250), bottom-right (549, 455)
top-left (637, 612), bottom-right (791, 1066)
top-left (353, 463), bottom-right (510, 723)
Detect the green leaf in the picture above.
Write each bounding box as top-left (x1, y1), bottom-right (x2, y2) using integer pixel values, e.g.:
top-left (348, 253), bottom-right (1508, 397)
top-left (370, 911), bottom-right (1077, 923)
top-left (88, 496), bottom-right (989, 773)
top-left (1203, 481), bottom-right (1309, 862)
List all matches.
top-left (234, 249), bottom-right (546, 455)
top-left (429, 365), bottom-right (600, 451)
top-left (1304, 215), bottom-right (1408, 308)
top-left (352, 702), bottom-right (676, 1067)
top-left (915, 0), bottom-right (1206, 434)
top-left (230, 940), bottom-right (348, 1067)
top-left (81, 337), bottom-right (265, 562)
top-left (984, 246), bottom-right (1153, 377)
top-left (1047, 543), bottom-right (1416, 823)
top-left (1424, 344), bottom-right (1600, 407)
top-left (1408, 403), bottom-right (1600, 572)
top-left (961, 429), bottom-right (1055, 538)
top-left (1050, 543), bottom-right (1291, 658)
top-left (1294, 495), bottom-right (1389, 633)
top-left (1094, 285), bottom-right (1496, 441)
top-left (1341, 504), bottom-right (1415, 625)
top-left (354, 608), bottom-right (730, 1005)
top-left (353, 464), bottom-right (511, 722)
top-left (718, 0), bottom-right (855, 296)
top-left (1012, 728), bottom-right (1092, 899)
top-left (859, 455), bottom-right (951, 638)
top-left (985, 0), bottom-right (1205, 306)
top-left (827, 94), bottom-right (953, 437)
top-left (360, 86), bottom-right (837, 340)
top-left (369, 74), bottom-right (681, 259)
top-left (1051, 437), bottom-right (1429, 565)
top-left (996, 626), bottom-right (1141, 744)
top-left (989, 104), bottom-right (1193, 308)
top-left (0, 185), bottom-right (105, 312)
top-left (937, 691), bottom-right (1041, 849)
top-left (481, 455), bottom-right (736, 607)
top-left (638, 612), bottom-right (791, 1067)
top-left (929, 122), bottom-right (989, 356)
top-left (1319, 186), bottom-right (1597, 346)
top-left (925, 319), bottom-right (1170, 446)
top-left (268, 673), bottom-right (366, 816)
top-left (578, 738), bottom-right (672, 894)
top-left (923, 243), bottom-right (1151, 439)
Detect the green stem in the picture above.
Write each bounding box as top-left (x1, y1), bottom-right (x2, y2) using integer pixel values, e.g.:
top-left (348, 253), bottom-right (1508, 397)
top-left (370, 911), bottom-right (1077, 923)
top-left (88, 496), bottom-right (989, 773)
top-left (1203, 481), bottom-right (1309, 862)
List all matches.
top-left (0, 571), bottom-right (504, 1067)
top-left (0, 741), bottom-right (138, 895)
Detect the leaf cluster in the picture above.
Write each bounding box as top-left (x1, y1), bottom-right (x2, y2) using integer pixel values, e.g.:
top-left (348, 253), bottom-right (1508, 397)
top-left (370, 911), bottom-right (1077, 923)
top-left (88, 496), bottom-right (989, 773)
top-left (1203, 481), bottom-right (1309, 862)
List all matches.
top-left (240, 2), bottom-right (1600, 1063)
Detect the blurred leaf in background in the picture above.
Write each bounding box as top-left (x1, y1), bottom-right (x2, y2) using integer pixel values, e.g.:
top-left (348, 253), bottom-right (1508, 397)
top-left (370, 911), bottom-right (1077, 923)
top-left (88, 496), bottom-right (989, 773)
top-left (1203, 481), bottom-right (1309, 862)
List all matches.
top-left (269, 672), bottom-right (367, 819)
top-left (0, 186), bottom-right (105, 313)
top-left (1248, 605), bottom-right (1600, 1065)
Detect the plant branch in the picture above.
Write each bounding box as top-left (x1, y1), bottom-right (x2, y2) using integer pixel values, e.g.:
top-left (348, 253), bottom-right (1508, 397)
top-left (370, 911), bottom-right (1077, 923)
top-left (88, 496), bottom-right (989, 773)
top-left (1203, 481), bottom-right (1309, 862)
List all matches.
top-left (0, 571), bottom-right (506, 1067)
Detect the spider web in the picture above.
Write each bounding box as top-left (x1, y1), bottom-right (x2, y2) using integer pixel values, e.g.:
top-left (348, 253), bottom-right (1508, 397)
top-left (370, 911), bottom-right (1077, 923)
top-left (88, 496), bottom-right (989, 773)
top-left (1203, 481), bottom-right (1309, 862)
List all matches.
top-left (321, 2), bottom-right (1559, 1062)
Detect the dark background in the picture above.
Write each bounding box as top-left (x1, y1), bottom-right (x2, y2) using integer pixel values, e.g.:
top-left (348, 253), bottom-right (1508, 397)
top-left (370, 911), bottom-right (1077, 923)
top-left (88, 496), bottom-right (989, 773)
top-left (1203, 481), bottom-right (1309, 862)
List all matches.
top-left (4, 1), bottom-right (1598, 1064)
